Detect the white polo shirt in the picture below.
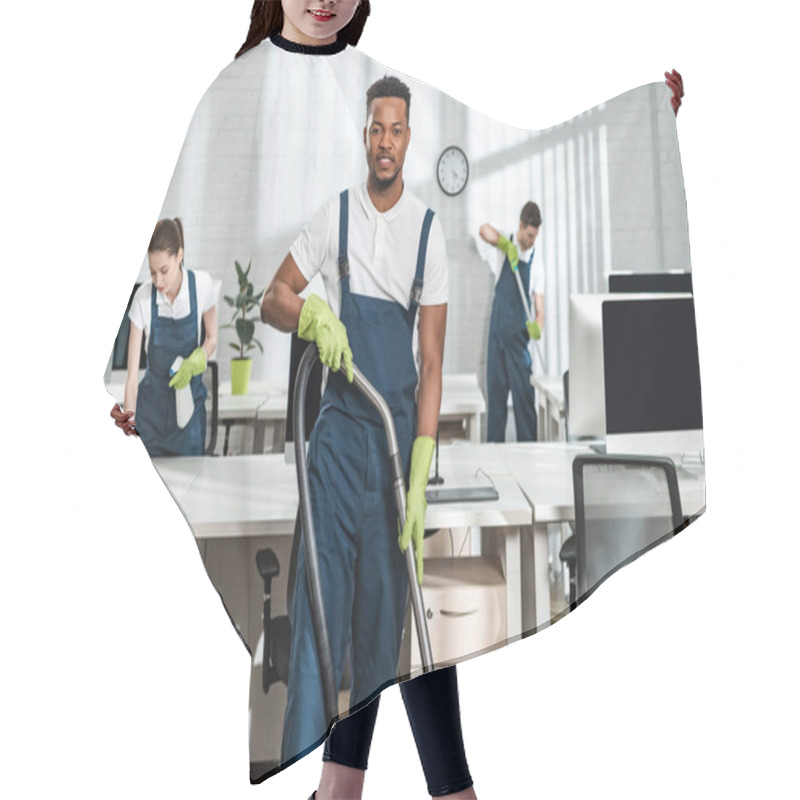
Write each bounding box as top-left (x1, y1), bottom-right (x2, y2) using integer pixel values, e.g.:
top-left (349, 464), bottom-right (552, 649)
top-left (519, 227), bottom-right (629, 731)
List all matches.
top-left (128, 268), bottom-right (215, 351)
top-left (291, 183), bottom-right (449, 319)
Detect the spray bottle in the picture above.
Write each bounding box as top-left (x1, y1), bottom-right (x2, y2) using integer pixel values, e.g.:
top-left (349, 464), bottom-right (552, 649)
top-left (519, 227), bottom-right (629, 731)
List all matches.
top-left (170, 356), bottom-right (195, 429)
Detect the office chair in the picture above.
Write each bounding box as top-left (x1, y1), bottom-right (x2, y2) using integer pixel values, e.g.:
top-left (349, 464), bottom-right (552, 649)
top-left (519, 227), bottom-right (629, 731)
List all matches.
top-left (558, 369), bottom-right (599, 602)
top-left (562, 453), bottom-right (686, 608)
top-left (202, 359), bottom-right (219, 456)
top-left (255, 335), bottom-right (323, 694)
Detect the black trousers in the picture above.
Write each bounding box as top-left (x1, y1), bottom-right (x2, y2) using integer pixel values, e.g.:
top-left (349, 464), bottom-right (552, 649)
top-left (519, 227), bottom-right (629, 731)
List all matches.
top-left (323, 666), bottom-right (473, 797)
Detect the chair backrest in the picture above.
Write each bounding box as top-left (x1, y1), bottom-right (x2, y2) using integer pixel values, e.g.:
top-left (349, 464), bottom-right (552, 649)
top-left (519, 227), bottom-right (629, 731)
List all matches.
top-left (284, 333), bottom-right (323, 451)
top-left (111, 283), bottom-right (146, 372)
top-left (203, 360), bottom-right (219, 455)
top-left (572, 454), bottom-right (685, 601)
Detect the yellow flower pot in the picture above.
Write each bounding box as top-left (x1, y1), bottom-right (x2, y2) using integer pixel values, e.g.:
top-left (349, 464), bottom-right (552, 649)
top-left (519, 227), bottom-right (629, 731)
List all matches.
top-left (230, 357), bottom-right (252, 395)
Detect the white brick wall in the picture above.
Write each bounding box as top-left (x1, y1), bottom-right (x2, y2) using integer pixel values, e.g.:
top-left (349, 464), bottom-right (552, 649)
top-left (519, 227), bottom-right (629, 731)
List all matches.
top-left (111, 48), bottom-right (689, 417)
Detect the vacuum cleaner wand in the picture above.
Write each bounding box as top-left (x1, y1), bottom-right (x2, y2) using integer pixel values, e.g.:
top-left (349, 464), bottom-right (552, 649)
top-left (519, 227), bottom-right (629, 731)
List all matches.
top-left (293, 345), bottom-right (339, 724)
top-left (293, 345), bottom-right (436, 727)
top-left (350, 363), bottom-right (435, 673)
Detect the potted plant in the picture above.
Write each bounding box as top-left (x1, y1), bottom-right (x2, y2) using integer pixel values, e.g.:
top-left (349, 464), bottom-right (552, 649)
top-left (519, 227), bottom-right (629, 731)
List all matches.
top-left (223, 259), bottom-right (265, 395)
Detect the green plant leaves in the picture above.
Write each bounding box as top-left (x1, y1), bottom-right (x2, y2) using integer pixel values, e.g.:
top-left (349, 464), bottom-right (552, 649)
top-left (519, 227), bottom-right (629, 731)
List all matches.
top-left (226, 258), bottom-right (263, 359)
top-left (236, 317), bottom-right (255, 344)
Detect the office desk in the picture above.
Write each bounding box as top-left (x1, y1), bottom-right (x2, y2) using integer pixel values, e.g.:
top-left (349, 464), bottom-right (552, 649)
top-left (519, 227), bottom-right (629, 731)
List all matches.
top-left (216, 381), bottom-right (273, 455)
top-left (107, 377), bottom-right (274, 455)
top-left (490, 443), bottom-right (705, 624)
top-left (434, 442), bottom-right (589, 629)
top-left (154, 454), bottom-right (296, 537)
top-left (155, 442), bottom-right (705, 640)
top-left (432, 442), bottom-right (705, 628)
top-left (154, 451), bottom-right (531, 639)
top-left (530, 374), bottom-right (565, 441)
top-left (115, 372), bottom-right (484, 454)
top-left (439, 373), bottom-right (486, 443)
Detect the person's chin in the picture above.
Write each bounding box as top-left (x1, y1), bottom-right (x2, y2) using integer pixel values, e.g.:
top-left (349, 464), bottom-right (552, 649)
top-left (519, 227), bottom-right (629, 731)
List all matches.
top-left (371, 170), bottom-right (400, 192)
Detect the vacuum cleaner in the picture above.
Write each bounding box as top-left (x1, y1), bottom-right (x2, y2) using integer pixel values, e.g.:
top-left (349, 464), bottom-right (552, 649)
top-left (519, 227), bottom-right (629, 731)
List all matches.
top-left (257, 343), bottom-right (434, 725)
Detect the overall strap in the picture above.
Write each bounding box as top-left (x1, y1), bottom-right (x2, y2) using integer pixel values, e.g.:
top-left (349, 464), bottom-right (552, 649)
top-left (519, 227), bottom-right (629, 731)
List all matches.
top-left (338, 190), bottom-right (350, 282)
top-left (188, 269), bottom-right (202, 346)
top-left (408, 208), bottom-right (435, 319)
top-left (149, 279), bottom-right (159, 346)
top-left (187, 269), bottom-right (198, 317)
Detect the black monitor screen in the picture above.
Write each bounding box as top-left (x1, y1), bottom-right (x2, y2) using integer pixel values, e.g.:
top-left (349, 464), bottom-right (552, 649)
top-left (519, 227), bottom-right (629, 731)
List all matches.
top-left (111, 284), bottom-right (146, 371)
top-left (602, 297), bottom-right (703, 434)
top-left (608, 272), bottom-right (693, 294)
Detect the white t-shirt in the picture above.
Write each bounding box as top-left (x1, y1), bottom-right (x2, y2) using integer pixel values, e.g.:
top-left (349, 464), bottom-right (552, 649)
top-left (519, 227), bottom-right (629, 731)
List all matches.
top-left (128, 268), bottom-right (215, 351)
top-left (291, 183), bottom-right (448, 317)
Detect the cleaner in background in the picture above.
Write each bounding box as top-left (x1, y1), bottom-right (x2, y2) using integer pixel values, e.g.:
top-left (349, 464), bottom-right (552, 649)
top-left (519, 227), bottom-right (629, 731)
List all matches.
top-left (110, 218), bottom-right (218, 456)
top-left (480, 201), bottom-right (545, 443)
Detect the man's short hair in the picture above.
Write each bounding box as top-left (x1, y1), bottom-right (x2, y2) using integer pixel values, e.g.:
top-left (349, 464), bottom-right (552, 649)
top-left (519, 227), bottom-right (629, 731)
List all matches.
top-left (366, 75), bottom-right (412, 123)
top-left (520, 201), bottom-right (542, 228)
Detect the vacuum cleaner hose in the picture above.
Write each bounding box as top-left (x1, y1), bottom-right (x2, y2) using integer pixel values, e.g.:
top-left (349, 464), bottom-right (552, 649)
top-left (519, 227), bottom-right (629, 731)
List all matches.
top-left (293, 344), bottom-right (340, 725)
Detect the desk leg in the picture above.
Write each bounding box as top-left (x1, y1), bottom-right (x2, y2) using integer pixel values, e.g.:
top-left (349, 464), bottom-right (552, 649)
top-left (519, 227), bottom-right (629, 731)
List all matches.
top-left (537, 396), bottom-right (546, 441)
top-left (482, 526), bottom-right (522, 642)
top-left (223, 421), bottom-right (234, 456)
top-left (253, 421), bottom-right (266, 454)
top-left (273, 421), bottom-right (286, 453)
top-left (469, 412), bottom-right (480, 444)
top-left (521, 521), bottom-right (552, 632)
top-left (503, 526), bottom-right (522, 640)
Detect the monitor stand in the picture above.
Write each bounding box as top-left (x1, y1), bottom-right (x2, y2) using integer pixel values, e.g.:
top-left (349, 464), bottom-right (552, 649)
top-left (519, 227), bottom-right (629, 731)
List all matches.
top-left (605, 429), bottom-right (704, 465)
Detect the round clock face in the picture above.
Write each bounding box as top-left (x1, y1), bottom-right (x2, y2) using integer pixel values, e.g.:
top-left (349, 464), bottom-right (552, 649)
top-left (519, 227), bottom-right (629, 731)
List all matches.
top-left (437, 146), bottom-right (469, 196)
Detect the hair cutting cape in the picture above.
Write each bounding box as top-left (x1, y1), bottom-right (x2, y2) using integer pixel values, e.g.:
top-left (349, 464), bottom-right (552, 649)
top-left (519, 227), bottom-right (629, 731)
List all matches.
top-left (105, 36), bottom-right (704, 781)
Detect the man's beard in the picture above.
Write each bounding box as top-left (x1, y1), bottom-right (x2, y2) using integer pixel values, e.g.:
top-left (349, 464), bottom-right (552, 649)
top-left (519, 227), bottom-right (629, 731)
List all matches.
top-left (370, 165), bottom-right (400, 192)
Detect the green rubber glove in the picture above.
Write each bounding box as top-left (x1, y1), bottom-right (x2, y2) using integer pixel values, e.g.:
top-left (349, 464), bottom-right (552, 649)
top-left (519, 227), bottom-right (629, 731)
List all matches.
top-left (168, 346), bottom-right (207, 389)
top-left (398, 435), bottom-right (435, 585)
top-left (298, 294), bottom-right (353, 382)
top-left (526, 319), bottom-right (542, 340)
top-left (497, 234), bottom-right (520, 271)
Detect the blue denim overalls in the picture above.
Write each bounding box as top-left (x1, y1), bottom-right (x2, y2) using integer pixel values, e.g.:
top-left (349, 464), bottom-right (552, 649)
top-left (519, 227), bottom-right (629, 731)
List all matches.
top-left (135, 269), bottom-right (207, 457)
top-left (281, 190), bottom-right (434, 763)
top-left (487, 237), bottom-right (538, 442)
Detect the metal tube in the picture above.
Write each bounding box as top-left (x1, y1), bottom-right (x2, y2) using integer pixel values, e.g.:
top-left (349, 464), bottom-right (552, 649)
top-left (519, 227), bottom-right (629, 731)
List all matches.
top-left (292, 346), bottom-right (436, 730)
top-left (293, 345), bottom-right (339, 724)
top-left (351, 365), bottom-right (435, 672)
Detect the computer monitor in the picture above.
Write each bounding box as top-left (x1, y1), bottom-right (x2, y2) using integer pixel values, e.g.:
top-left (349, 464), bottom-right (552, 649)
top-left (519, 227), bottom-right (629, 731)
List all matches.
top-left (608, 271), bottom-right (693, 294)
top-left (110, 283), bottom-right (146, 373)
top-left (568, 293), bottom-right (609, 438)
top-left (602, 296), bottom-right (703, 461)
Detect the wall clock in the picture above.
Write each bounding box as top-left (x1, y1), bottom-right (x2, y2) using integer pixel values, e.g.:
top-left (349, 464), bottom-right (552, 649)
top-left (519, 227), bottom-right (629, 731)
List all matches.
top-left (437, 145), bottom-right (469, 196)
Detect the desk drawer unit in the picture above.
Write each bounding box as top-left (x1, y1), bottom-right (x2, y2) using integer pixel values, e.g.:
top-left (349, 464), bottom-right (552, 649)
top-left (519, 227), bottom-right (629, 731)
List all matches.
top-left (410, 556), bottom-right (506, 670)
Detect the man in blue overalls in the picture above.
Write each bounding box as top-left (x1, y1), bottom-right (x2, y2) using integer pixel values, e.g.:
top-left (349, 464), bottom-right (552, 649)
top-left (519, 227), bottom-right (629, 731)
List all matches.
top-left (480, 202), bottom-right (545, 442)
top-left (261, 75), bottom-right (448, 764)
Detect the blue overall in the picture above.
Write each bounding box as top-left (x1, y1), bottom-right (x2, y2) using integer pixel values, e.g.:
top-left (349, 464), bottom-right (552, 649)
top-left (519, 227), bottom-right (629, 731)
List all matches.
top-left (486, 239), bottom-right (538, 442)
top-left (281, 190), bottom-right (435, 763)
top-left (135, 269), bottom-right (207, 457)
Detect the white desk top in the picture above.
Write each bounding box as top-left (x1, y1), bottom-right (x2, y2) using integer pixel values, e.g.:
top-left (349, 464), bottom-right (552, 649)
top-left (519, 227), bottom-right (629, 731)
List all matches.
top-left (110, 373), bottom-right (484, 426)
top-left (154, 455), bottom-right (298, 538)
top-left (154, 441), bottom-right (705, 539)
top-left (433, 442), bottom-right (705, 524)
top-left (154, 444), bottom-right (529, 539)
top-left (260, 373), bottom-right (485, 422)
